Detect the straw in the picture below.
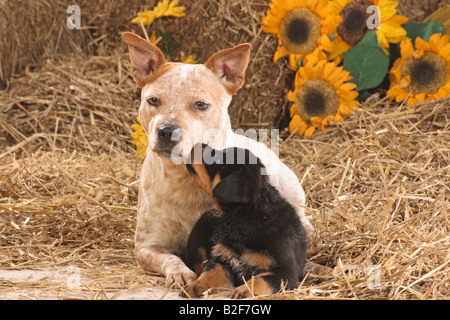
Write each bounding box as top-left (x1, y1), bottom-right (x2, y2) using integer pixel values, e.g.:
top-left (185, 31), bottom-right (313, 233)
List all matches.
top-left (1, 0), bottom-right (448, 300)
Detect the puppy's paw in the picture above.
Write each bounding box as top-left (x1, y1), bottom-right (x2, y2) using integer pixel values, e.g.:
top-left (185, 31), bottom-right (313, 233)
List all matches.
top-left (180, 279), bottom-right (207, 298)
top-left (231, 277), bottom-right (274, 299)
top-left (231, 285), bottom-right (252, 299)
top-left (165, 267), bottom-right (198, 287)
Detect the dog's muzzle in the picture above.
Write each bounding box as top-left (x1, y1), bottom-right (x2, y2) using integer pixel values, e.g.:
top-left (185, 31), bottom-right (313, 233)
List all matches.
top-left (155, 123), bottom-right (182, 156)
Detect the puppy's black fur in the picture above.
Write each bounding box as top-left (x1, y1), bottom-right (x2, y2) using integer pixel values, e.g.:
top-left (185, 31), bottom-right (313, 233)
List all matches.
top-left (183, 144), bottom-right (307, 297)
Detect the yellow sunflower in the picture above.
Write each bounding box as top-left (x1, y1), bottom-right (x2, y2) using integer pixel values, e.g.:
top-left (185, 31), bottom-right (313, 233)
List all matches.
top-left (131, 117), bottom-right (148, 159)
top-left (288, 60), bottom-right (359, 137)
top-left (388, 33), bottom-right (450, 105)
top-left (171, 53), bottom-right (198, 64)
top-left (149, 30), bottom-right (159, 44)
top-left (131, 0), bottom-right (186, 26)
top-left (262, 0), bottom-right (341, 70)
top-left (329, 0), bottom-right (408, 64)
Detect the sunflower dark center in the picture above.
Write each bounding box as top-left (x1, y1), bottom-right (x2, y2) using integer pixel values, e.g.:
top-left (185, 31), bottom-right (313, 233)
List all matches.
top-left (401, 52), bottom-right (448, 95)
top-left (295, 79), bottom-right (340, 122)
top-left (410, 61), bottom-right (436, 88)
top-left (303, 89), bottom-right (326, 116)
top-left (337, 0), bottom-right (371, 46)
top-left (344, 9), bottom-right (367, 31)
top-left (279, 8), bottom-right (321, 55)
top-left (286, 18), bottom-right (310, 46)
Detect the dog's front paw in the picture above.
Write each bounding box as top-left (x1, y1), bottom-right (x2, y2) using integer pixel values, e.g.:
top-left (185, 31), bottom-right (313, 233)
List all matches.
top-left (231, 285), bottom-right (252, 299)
top-left (165, 267), bottom-right (198, 287)
top-left (231, 279), bottom-right (274, 299)
top-left (180, 279), bottom-right (207, 298)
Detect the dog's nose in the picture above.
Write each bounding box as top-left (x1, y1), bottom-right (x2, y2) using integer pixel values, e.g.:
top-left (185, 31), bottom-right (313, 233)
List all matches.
top-left (157, 124), bottom-right (180, 145)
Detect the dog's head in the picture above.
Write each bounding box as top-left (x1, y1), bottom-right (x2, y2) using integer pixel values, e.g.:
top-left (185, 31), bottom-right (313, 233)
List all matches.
top-left (123, 32), bottom-right (251, 159)
top-left (186, 143), bottom-right (265, 205)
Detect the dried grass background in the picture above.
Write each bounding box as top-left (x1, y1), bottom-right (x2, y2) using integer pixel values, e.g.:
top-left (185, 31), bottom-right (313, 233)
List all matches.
top-left (1, 0), bottom-right (449, 299)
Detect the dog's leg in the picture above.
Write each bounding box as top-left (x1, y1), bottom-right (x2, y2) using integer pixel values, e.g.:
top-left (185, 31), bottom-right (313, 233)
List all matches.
top-left (136, 246), bottom-right (198, 287)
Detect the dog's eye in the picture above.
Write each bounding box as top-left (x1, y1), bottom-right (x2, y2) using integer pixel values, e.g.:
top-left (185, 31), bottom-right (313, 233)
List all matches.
top-left (147, 97), bottom-right (160, 107)
top-left (194, 101), bottom-right (209, 111)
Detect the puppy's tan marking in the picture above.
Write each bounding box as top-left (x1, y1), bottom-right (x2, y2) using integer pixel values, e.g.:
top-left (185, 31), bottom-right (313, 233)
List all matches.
top-left (190, 163), bottom-right (213, 197)
top-left (241, 251), bottom-right (276, 270)
top-left (231, 276), bottom-right (274, 299)
top-left (211, 173), bottom-right (222, 190)
top-left (192, 247), bottom-right (208, 275)
top-left (211, 243), bottom-right (238, 262)
top-left (182, 264), bottom-right (233, 297)
top-left (188, 146), bottom-right (223, 210)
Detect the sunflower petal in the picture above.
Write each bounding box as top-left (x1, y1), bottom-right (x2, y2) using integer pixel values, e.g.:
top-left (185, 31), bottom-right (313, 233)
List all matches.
top-left (290, 104), bottom-right (298, 117)
top-left (380, 21), bottom-right (407, 43)
top-left (388, 14), bottom-right (408, 26)
top-left (131, 124), bottom-right (144, 132)
top-left (328, 36), bottom-right (351, 63)
top-left (375, 28), bottom-right (389, 48)
top-left (289, 53), bottom-right (302, 70)
top-left (400, 38), bottom-right (414, 59)
top-left (304, 126), bottom-right (316, 137)
top-left (287, 90), bottom-right (297, 102)
top-left (334, 113), bottom-right (344, 122)
top-left (309, 116), bottom-right (322, 126)
top-left (274, 46), bottom-right (289, 62)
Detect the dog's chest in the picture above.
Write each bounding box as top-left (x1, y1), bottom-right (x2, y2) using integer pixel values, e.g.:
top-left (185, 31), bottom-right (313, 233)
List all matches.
top-left (136, 155), bottom-right (214, 252)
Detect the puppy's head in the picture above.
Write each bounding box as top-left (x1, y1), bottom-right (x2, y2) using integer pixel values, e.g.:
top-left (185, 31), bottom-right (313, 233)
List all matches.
top-left (122, 32), bottom-right (251, 159)
top-left (186, 143), bottom-right (265, 205)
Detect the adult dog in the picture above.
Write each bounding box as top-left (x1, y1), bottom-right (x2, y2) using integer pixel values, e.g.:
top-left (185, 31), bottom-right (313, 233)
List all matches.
top-left (123, 32), bottom-right (313, 287)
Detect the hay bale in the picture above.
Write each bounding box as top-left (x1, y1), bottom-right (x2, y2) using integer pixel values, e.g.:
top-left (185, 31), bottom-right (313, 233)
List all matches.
top-left (176, 0), bottom-right (291, 128)
top-left (115, 0), bottom-right (293, 128)
top-left (0, 53), bottom-right (139, 156)
top-left (0, 0), bottom-right (293, 148)
top-left (0, 0), bottom-right (90, 89)
top-left (397, 0), bottom-right (448, 23)
top-left (0, 0), bottom-right (146, 89)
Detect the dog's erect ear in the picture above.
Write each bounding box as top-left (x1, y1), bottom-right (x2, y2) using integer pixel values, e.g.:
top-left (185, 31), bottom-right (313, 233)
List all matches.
top-left (205, 43), bottom-right (251, 95)
top-left (213, 171), bottom-right (250, 204)
top-left (122, 32), bottom-right (167, 88)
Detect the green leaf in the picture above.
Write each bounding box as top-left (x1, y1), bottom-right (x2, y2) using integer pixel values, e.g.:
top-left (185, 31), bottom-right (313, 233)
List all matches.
top-left (403, 22), bottom-right (445, 44)
top-left (356, 89), bottom-right (372, 102)
top-left (343, 30), bottom-right (389, 91)
top-left (155, 28), bottom-right (178, 60)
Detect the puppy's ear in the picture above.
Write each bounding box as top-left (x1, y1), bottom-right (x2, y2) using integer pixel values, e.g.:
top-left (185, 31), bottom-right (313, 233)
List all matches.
top-left (122, 32), bottom-right (167, 88)
top-left (205, 43), bottom-right (251, 95)
top-left (213, 171), bottom-right (250, 204)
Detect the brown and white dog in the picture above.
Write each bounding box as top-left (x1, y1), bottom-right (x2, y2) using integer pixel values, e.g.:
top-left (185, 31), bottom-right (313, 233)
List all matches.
top-left (122, 32), bottom-right (314, 287)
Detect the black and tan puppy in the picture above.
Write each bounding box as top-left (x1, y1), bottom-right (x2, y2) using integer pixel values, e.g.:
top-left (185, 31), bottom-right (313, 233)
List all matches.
top-left (181, 143), bottom-right (307, 299)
